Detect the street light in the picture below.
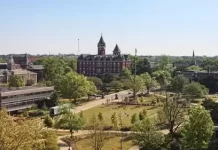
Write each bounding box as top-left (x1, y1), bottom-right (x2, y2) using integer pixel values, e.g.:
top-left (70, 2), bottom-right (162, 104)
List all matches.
top-left (119, 114), bottom-right (123, 150)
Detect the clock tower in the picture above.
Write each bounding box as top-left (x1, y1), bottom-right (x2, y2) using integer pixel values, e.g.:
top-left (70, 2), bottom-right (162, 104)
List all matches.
top-left (97, 35), bottom-right (106, 55)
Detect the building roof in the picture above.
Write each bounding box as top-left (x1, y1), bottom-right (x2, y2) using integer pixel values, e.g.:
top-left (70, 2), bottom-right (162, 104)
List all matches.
top-left (28, 65), bottom-right (44, 70)
top-left (0, 69), bottom-right (37, 77)
top-left (0, 86), bottom-right (54, 97)
top-left (77, 54), bottom-right (131, 61)
top-left (113, 44), bottom-right (121, 53)
top-left (98, 35), bottom-right (106, 45)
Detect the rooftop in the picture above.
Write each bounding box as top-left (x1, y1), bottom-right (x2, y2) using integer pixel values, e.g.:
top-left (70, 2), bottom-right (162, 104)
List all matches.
top-left (0, 86), bottom-right (54, 96)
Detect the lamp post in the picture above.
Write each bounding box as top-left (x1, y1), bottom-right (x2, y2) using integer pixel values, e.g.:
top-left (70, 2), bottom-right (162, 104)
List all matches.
top-left (134, 49), bottom-right (137, 101)
top-left (119, 114), bottom-right (123, 150)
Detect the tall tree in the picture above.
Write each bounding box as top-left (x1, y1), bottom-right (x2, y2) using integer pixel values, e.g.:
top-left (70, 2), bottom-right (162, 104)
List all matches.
top-left (109, 80), bottom-right (123, 92)
top-left (88, 77), bottom-right (103, 88)
top-left (0, 109), bottom-right (46, 150)
top-left (125, 74), bottom-right (144, 101)
top-left (8, 75), bottom-right (24, 87)
top-left (101, 73), bottom-right (116, 83)
top-left (186, 65), bottom-right (202, 71)
top-left (182, 106), bottom-right (214, 150)
top-left (57, 72), bottom-right (97, 101)
top-left (184, 82), bottom-right (209, 100)
top-left (169, 75), bottom-right (189, 94)
top-left (42, 57), bottom-right (65, 83)
top-left (140, 73), bottom-right (157, 94)
top-left (152, 70), bottom-right (171, 92)
top-left (135, 58), bottom-right (152, 75)
top-left (56, 104), bottom-right (85, 148)
top-left (132, 117), bottom-right (165, 150)
top-left (88, 114), bottom-right (110, 150)
top-left (159, 96), bottom-right (186, 136)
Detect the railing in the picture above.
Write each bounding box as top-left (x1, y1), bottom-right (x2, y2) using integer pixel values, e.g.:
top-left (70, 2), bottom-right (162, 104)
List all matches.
top-left (1, 93), bottom-right (52, 104)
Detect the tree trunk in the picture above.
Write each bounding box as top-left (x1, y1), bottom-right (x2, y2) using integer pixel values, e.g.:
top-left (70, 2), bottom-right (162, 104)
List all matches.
top-left (147, 88), bottom-right (150, 94)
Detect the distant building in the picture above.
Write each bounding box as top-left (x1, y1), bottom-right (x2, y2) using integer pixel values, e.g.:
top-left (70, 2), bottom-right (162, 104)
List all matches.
top-left (0, 56), bottom-right (37, 85)
top-left (173, 50), bottom-right (198, 69)
top-left (77, 35), bottom-right (132, 76)
top-left (0, 54), bottom-right (44, 83)
top-left (176, 70), bottom-right (218, 81)
top-left (0, 86), bottom-right (54, 112)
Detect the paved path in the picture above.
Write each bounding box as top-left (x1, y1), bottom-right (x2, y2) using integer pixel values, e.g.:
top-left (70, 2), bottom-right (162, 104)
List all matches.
top-left (72, 90), bottom-right (130, 114)
top-left (58, 129), bottom-right (169, 150)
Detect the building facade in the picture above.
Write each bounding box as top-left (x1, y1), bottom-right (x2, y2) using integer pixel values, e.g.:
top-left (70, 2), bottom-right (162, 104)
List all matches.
top-left (0, 56), bottom-right (38, 85)
top-left (0, 86), bottom-right (54, 112)
top-left (77, 36), bottom-right (132, 76)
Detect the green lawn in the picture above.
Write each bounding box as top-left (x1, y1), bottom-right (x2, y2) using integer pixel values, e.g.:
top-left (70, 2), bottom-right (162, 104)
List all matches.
top-left (76, 136), bottom-right (134, 150)
top-left (80, 104), bottom-right (160, 127)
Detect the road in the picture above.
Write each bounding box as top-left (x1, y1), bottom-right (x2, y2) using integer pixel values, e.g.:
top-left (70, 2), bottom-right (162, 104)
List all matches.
top-left (72, 90), bottom-right (130, 114)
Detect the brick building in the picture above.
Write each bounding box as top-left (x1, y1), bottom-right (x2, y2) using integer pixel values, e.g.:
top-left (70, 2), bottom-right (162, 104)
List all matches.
top-left (77, 36), bottom-right (132, 76)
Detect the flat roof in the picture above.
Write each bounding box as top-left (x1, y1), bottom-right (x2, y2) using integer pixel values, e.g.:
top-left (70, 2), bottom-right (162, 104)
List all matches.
top-left (0, 86), bottom-right (54, 97)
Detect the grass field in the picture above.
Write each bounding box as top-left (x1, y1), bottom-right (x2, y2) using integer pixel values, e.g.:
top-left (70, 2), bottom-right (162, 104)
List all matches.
top-left (76, 136), bottom-right (134, 150)
top-left (80, 104), bottom-right (160, 127)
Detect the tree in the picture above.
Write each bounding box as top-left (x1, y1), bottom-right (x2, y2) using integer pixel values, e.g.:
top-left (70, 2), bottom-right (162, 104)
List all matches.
top-left (184, 82), bottom-right (209, 99)
top-left (135, 58), bottom-right (152, 75)
top-left (186, 65), bottom-right (202, 71)
top-left (111, 112), bottom-right (118, 128)
top-left (152, 70), bottom-right (172, 92)
top-left (8, 75), bottom-right (24, 87)
top-left (125, 74), bottom-right (144, 101)
top-left (40, 57), bottom-right (65, 83)
top-left (101, 73), bottom-right (115, 83)
top-left (43, 115), bottom-right (53, 128)
top-left (140, 73), bottom-right (157, 94)
top-left (159, 96), bottom-right (186, 136)
top-left (0, 57), bottom-right (6, 63)
top-left (46, 91), bottom-right (59, 107)
top-left (109, 80), bottom-right (123, 92)
top-left (63, 57), bottom-right (77, 71)
top-left (131, 113), bottom-right (139, 124)
top-left (119, 68), bottom-right (132, 79)
top-left (57, 72), bottom-right (97, 101)
top-left (182, 106), bottom-right (214, 150)
top-left (56, 104), bottom-right (85, 138)
top-left (198, 75), bottom-right (218, 94)
top-left (88, 77), bottom-right (103, 88)
top-left (88, 114), bottom-right (110, 150)
top-left (0, 109), bottom-right (45, 150)
top-left (26, 79), bottom-right (35, 86)
top-left (98, 112), bottom-right (104, 122)
top-left (40, 130), bottom-right (59, 150)
top-left (169, 75), bottom-right (189, 94)
top-left (132, 117), bottom-right (165, 150)
top-left (138, 112), bottom-right (145, 121)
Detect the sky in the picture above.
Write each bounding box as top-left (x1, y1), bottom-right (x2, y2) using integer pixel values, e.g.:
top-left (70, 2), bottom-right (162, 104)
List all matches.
top-left (0, 0), bottom-right (218, 56)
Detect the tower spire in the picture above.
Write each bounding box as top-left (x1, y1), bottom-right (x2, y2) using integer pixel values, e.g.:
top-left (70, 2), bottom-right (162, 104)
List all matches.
top-left (97, 35), bottom-right (106, 55)
top-left (192, 49), bottom-right (196, 66)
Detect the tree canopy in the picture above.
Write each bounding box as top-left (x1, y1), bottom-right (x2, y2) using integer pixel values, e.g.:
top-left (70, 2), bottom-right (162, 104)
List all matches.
top-left (140, 73), bottom-right (157, 94)
top-left (57, 72), bottom-right (97, 101)
top-left (0, 109), bottom-right (58, 150)
top-left (8, 75), bottom-right (24, 87)
top-left (132, 117), bottom-right (165, 150)
top-left (168, 75), bottom-right (189, 94)
top-left (88, 77), bottom-right (103, 88)
top-left (182, 106), bottom-right (214, 150)
top-left (184, 82), bottom-right (209, 99)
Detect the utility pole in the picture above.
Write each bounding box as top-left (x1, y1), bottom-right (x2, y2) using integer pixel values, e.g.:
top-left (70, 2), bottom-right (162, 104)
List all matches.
top-left (134, 49), bottom-right (137, 101)
top-left (78, 39), bottom-right (80, 55)
top-left (134, 48), bottom-right (137, 76)
top-left (119, 114), bottom-right (123, 150)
